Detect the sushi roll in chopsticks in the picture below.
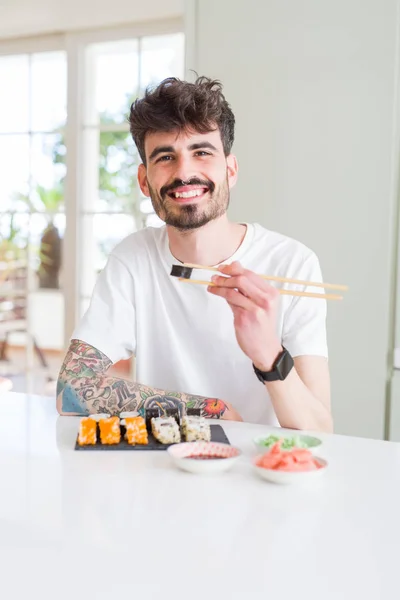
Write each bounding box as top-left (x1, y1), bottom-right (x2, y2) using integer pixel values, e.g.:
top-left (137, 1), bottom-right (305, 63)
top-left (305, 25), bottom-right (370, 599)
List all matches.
top-left (125, 416), bottom-right (148, 445)
top-left (181, 416), bottom-right (211, 442)
top-left (99, 416), bottom-right (121, 445)
top-left (151, 416), bottom-right (181, 444)
top-left (78, 417), bottom-right (97, 445)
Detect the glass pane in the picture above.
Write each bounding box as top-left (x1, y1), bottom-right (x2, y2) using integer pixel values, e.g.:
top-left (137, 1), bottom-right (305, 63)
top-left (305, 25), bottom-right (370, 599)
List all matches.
top-left (0, 228), bottom-right (65, 395)
top-left (0, 55), bottom-right (29, 133)
top-left (30, 133), bottom-right (65, 212)
top-left (80, 214), bottom-right (136, 298)
top-left (29, 213), bottom-right (65, 290)
top-left (0, 135), bottom-right (30, 211)
top-left (84, 39), bottom-right (139, 127)
top-left (0, 213), bottom-right (30, 257)
top-left (82, 130), bottom-right (140, 212)
top-left (140, 33), bottom-right (185, 91)
top-left (98, 131), bottom-right (139, 212)
top-left (0, 216), bottom-right (29, 385)
top-left (31, 52), bottom-right (67, 132)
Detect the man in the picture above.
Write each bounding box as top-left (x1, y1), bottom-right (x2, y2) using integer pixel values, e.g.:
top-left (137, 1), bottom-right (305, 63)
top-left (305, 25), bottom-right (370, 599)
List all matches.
top-left (57, 76), bottom-right (332, 431)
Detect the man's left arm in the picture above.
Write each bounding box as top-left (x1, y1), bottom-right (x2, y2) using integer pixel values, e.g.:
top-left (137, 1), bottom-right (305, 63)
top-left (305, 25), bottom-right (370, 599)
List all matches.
top-left (208, 260), bottom-right (333, 433)
top-left (264, 355), bottom-right (332, 432)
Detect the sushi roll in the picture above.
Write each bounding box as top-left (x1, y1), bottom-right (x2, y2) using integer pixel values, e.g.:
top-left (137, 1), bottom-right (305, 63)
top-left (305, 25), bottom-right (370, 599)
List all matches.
top-left (125, 416), bottom-right (148, 445)
top-left (145, 407), bottom-right (161, 431)
top-left (119, 412), bottom-right (138, 437)
top-left (99, 416), bottom-right (121, 445)
top-left (119, 411), bottom-right (139, 420)
top-left (186, 407), bottom-right (201, 417)
top-left (88, 413), bottom-right (110, 421)
top-left (181, 416), bottom-right (211, 442)
top-left (165, 407), bottom-right (180, 425)
top-left (151, 416), bottom-right (181, 444)
top-left (78, 417), bottom-right (97, 445)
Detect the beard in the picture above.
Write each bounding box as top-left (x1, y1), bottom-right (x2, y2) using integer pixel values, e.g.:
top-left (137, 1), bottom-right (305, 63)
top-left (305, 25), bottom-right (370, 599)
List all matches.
top-left (147, 176), bottom-right (230, 231)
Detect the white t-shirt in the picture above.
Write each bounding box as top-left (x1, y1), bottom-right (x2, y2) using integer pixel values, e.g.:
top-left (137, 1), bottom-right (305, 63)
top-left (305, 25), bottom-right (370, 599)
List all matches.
top-left (73, 223), bottom-right (328, 425)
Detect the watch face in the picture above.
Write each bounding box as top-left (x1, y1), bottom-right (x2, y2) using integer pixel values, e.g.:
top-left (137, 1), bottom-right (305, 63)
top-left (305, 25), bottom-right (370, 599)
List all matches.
top-left (276, 349), bottom-right (294, 380)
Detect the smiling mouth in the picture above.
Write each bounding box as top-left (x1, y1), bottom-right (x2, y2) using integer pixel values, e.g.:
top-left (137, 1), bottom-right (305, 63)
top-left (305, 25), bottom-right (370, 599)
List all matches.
top-left (167, 187), bottom-right (209, 202)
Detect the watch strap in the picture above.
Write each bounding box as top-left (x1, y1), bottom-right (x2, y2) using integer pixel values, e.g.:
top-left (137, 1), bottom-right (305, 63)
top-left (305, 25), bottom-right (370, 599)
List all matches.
top-left (253, 347), bottom-right (294, 383)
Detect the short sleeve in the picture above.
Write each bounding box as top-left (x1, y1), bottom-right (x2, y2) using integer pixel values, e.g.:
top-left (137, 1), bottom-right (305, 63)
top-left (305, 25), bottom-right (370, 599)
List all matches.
top-left (72, 254), bottom-right (136, 363)
top-left (282, 253), bottom-right (328, 358)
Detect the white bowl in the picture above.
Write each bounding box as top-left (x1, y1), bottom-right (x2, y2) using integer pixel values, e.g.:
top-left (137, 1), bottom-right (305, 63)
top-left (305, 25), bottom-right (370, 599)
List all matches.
top-left (167, 441), bottom-right (241, 475)
top-left (253, 434), bottom-right (323, 455)
top-left (252, 455), bottom-right (328, 485)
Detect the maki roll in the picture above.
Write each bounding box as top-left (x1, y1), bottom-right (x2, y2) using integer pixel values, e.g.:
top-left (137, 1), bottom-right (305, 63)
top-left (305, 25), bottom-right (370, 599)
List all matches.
top-left (165, 407), bottom-right (180, 425)
top-left (125, 416), bottom-right (148, 445)
top-left (119, 411), bottom-right (138, 437)
top-left (99, 416), bottom-right (121, 445)
top-left (151, 416), bottom-right (181, 444)
top-left (88, 413), bottom-right (110, 421)
top-left (181, 416), bottom-right (211, 442)
top-left (78, 417), bottom-right (97, 445)
top-left (119, 411), bottom-right (139, 419)
top-left (186, 407), bottom-right (201, 417)
top-left (145, 407), bottom-right (161, 431)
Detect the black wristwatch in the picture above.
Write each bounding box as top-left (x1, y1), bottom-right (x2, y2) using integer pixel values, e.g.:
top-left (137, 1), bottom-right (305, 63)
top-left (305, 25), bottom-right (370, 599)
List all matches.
top-left (253, 347), bottom-right (294, 383)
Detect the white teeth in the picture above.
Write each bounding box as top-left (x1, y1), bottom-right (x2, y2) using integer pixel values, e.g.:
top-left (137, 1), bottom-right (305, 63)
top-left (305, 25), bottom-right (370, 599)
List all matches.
top-left (173, 189), bottom-right (205, 199)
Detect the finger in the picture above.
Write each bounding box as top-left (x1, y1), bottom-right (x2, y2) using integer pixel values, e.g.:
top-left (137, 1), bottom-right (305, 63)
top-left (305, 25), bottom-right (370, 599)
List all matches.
top-left (211, 273), bottom-right (277, 310)
top-left (207, 285), bottom-right (256, 311)
top-left (219, 261), bottom-right (277, 295)
top-left (218, 261), bottom-right (245, 277)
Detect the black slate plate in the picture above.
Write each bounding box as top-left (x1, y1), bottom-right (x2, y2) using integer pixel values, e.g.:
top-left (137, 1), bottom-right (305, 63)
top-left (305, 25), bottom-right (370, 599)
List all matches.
top-left (75, 424), bottom-right (230, 451)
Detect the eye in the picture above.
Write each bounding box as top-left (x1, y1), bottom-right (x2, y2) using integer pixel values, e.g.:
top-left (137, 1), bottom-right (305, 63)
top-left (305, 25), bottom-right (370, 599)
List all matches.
top-left (156, 155), bottom-right (173, 163)
top-left (195, 151), bottom-right (212, 157)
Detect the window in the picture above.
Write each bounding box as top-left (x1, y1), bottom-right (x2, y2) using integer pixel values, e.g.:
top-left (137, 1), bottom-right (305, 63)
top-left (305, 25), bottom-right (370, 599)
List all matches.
top-left (0, 21), bottom-right (184, 393)
top-left (0, 50), bottom-right (67, 267)
top-left (79, 32), bottom-right (184, 315)
top-left (0, 48), bottom-right (67, 392)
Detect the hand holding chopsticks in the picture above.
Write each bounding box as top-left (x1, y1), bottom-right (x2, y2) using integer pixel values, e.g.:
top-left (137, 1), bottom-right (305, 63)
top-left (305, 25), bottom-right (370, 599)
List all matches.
top-left (170, 261), bottom-right (348, 301)
top-left (170, 260), bottom-right (346, 372)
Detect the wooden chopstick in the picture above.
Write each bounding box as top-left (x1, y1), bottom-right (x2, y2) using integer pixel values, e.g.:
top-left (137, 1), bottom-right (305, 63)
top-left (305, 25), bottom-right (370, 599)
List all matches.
top-left (183, 262), bottom-right (348, 292)
top-left (178, 278), bottom-right (343, 301)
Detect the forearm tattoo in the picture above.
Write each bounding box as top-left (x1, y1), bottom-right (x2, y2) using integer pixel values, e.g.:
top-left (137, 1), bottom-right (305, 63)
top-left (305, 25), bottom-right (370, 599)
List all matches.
top-left (57, 340), bottom-right (228, 419)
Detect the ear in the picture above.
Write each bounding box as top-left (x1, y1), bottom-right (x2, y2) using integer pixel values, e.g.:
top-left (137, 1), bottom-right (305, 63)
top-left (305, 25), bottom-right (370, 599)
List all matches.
top-left (138, 163), bottom-right (150, 197)
top-left (226, 154), bottom-right (238, 190)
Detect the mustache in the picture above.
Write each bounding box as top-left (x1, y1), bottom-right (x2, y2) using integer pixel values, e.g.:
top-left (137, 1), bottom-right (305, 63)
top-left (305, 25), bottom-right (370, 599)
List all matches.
top-left (160, 178), bottom-right (215, 199)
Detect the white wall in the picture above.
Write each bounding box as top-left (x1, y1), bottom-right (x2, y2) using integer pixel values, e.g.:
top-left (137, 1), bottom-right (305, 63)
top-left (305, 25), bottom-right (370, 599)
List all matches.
top-left (186, 0), bottom-right (400, 439)
top-left (0, 0), bottom-right (183, 39)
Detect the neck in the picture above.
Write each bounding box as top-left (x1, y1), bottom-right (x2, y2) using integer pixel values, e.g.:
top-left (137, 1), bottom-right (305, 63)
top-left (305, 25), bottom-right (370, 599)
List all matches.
top-left (166, 215), bottom-right (247, 266)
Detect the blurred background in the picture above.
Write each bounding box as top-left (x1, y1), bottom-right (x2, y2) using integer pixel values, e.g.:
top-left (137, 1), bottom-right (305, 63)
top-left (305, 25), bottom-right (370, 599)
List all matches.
top-left (0, 2), bottom-right (184, 399)
top-left (1, 0), bottom-right (400, 442)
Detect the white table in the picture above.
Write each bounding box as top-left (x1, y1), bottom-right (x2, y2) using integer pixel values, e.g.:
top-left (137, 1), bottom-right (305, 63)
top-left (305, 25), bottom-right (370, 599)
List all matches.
top-left (0, 392), bottom-right (399, 600)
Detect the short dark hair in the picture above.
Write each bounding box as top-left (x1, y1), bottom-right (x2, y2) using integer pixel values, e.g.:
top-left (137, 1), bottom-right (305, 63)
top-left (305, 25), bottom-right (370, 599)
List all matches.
top-left (128, 76), bottom-right (235, 164)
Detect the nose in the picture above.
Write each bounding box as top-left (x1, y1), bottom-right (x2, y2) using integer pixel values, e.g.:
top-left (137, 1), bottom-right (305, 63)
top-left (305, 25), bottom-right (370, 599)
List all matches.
top-left (171, 153), bottom-right (198, 182)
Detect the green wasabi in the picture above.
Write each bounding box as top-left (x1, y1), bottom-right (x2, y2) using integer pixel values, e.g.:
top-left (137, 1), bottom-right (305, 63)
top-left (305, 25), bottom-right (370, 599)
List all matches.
top-left (258, 434), bottom-right (310, 450)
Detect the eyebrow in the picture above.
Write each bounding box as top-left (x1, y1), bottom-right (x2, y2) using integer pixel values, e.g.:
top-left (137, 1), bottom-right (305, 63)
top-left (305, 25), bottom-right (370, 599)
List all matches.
top-left (148, 141), bottom-right (219, 162)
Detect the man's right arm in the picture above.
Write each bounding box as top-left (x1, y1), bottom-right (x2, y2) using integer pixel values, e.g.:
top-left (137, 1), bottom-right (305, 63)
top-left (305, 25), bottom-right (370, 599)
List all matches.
top-left (56, 339), bottom-right (242, 420)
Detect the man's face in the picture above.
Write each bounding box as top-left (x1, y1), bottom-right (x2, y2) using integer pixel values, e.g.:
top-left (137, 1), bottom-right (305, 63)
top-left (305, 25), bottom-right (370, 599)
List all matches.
top-left (138, 128), bottom-right (238, 230)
